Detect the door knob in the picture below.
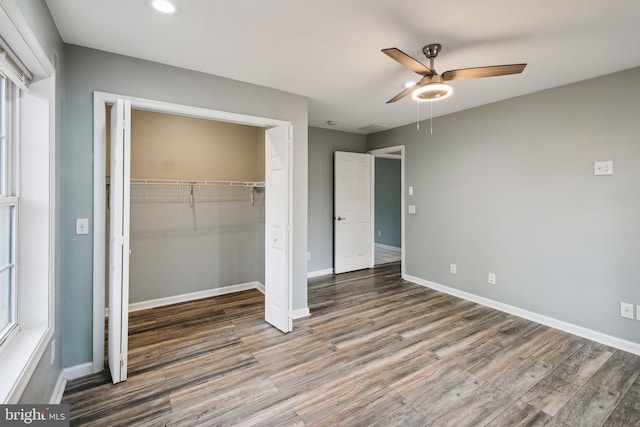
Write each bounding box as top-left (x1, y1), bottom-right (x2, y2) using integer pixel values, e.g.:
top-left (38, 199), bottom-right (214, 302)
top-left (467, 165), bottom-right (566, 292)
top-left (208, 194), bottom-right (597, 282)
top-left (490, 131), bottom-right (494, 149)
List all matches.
top-left (336, 216), bottom-right (345, 221)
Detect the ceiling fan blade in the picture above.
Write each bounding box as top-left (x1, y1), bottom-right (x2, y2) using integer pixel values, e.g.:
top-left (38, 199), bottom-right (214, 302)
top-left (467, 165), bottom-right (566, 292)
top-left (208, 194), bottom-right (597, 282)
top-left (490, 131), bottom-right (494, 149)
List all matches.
top-left (386, 86), bottom-right (416, 104)
top-left (382, 48), bottom-right (434, 76)
top-left (442, 63), bottom-right (527, 81)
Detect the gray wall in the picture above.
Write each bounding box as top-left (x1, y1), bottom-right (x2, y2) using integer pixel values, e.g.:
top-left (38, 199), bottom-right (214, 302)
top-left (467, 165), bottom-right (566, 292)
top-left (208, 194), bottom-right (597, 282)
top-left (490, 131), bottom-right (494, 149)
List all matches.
top-left (368, 67), bottom-right (640, 345)
top-left (15, 0), bottom-right (64, 403)
top-left (374, 157), bottom-right (401, 248)
top-left (62, 45), bottom-right (308, 368)
top-left (308, 127), bottom-right (366, 273)
top-left (128, 187), bottom-right (265, 303)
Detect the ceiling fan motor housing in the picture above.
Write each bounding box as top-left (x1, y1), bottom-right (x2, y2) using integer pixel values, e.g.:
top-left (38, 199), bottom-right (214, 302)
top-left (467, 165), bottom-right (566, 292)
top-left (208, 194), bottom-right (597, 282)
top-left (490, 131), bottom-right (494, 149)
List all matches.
top-left (422, 43), bottom-right (442, 59)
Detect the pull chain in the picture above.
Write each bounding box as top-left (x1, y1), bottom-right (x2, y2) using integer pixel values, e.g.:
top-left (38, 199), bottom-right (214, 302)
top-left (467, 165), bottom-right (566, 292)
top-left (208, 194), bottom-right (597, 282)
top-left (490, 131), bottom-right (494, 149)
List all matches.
top-left (430, 100), bottom-right (433, 135)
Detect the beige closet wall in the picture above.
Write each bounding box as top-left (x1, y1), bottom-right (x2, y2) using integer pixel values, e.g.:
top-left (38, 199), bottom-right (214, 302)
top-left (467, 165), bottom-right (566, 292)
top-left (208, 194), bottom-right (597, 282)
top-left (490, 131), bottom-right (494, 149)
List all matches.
top-left (107, 108), bottom-right (265, 180)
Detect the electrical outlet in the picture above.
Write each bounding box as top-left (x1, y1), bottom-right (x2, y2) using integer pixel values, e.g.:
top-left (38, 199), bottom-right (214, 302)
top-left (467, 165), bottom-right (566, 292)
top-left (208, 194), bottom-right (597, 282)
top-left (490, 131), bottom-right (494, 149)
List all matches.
top-left (378, 230), bottom-right (381, 236)
top-left (307, 252), bottom-right (311, 261)
top-left (450, 264), bottom-right (457, 274)
top-left (621, 302), bottom-right (634, 319)
top-left (594, 160), bottom-right (613, 176)
top-left (488, 272), bottom-right (496, 285)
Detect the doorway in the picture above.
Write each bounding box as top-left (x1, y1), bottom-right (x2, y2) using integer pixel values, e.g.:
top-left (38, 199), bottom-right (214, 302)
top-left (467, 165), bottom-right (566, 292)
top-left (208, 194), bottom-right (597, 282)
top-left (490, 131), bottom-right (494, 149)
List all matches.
top-left (373, 156), bottom-right (401, 265)
top-left (368, 146), bottom-right (405, 277)
top-left (92, 92), bottom-right (293, 375)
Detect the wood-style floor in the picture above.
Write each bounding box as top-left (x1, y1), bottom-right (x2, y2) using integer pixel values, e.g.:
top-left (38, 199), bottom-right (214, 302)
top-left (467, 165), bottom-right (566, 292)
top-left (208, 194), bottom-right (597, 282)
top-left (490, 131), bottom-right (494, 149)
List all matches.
top-left (62, 262), bottom-right (640, 426)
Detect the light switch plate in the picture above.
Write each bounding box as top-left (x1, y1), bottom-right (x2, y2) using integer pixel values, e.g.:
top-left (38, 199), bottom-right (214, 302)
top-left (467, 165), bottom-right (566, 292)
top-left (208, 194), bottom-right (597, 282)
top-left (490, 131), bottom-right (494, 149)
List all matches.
top-left (488, 272), bottom-right (496, 285)
top-left (408, 186), bottom-right (414, 196)
top-left (408, 205), bottom-right (416, 214)
top-left (76, 218), bottom-right (89, 235)
top-left (594, 160), bottom-right (613, 176)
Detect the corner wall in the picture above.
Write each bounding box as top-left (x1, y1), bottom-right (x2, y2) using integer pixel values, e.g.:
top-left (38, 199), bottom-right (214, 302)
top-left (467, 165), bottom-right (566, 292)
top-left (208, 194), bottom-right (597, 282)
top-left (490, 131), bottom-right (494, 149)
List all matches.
top-left (367, 67), bottom-right (640, 346)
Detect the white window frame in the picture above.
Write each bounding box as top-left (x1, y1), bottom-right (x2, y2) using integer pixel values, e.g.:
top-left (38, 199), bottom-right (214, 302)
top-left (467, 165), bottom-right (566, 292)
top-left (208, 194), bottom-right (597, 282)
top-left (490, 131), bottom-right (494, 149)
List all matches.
top-left (0, 0), bottom-right (56, 404)
top-left (0, 73), bottom-right (19, 347)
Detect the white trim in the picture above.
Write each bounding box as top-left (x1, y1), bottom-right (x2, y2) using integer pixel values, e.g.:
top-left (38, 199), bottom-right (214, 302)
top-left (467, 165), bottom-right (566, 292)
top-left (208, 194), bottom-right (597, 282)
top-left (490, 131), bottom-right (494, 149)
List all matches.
top-left (49, 373), bottom-right (66, 405)
top-left (93, 91), bottom-right (293, 373)
top-left (255, 282), bottom-right (265, 294)
top-left (292, 307), bottom-right (310, 319)
top-left (0, 327), bottom-right (50, 403)
top-left (374, 243), bottom-right (401, 252)
top-left (61, 362), bottom-right (93, 382)
top-left (127, 282), bottom-right (264, 312)
top-left (368, 145), bottom-right (405, 278)
top-left (405, 274), bottom-right (640, 356)
top-left (307, 268), bottom-right (334, 278)
top-left (0, 0), bottom-right (55, 77)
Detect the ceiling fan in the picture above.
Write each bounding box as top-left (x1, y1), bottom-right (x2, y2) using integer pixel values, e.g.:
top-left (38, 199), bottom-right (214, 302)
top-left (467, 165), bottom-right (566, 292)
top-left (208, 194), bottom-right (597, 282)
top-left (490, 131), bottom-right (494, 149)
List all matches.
top-left (382, 43), bottom-right (527, 103)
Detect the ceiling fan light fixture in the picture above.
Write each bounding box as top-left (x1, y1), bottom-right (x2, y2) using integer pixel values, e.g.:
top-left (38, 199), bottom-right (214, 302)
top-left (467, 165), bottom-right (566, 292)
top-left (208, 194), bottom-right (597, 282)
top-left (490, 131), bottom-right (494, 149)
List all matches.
top-left (411, 83), bottom-right (453, 102)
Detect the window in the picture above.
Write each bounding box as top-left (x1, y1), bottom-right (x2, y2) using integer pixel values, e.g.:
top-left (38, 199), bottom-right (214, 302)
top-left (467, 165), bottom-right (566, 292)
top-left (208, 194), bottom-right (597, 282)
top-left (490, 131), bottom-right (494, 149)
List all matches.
top-left (0, 7), bottom-right (55, 402)
top-left (0, 73), bottom-right (17, 346)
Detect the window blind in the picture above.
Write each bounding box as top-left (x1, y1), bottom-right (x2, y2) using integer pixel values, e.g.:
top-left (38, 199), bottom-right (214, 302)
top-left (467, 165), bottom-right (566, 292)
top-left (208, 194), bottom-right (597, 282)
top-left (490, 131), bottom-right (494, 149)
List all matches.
top-left (0, 35), bottom-right (31, 91)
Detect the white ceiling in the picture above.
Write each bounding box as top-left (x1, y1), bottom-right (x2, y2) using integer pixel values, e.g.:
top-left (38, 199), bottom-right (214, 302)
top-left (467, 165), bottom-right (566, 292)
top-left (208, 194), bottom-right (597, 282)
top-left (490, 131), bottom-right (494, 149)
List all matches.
top-left (45, 0), bottom-right (640, 134)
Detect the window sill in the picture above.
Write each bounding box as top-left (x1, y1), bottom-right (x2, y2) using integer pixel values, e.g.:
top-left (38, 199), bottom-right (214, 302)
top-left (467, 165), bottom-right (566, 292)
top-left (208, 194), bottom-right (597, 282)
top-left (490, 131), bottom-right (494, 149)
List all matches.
top-left (0, 325), bottom-right (50, 403)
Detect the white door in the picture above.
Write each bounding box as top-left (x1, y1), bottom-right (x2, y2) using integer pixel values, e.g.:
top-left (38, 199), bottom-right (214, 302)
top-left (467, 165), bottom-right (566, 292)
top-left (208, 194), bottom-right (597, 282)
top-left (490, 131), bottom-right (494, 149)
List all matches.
top-left (264, 125), bottom-right (292, 333)
top-left (108, 98), bottom-right (131, 383)
top-left (334, 151), bottom-right (372, 274)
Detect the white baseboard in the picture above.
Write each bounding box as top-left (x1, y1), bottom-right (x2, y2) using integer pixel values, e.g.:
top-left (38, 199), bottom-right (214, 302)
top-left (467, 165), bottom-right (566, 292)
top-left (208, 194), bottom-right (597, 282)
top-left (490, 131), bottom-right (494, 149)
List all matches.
top-left (404, 274), bottom-right (640, 356)
top-left (49, 374), bottom-right (66, 404)
top-left (63, 362), bottom-right (93, 381)
top-left (292, 307), bottom-right (310, 319)
top-left (307, 268), bottom-right (333, 278)
top-left (120, 282), bottom-right (263, 313)
top-left (50, 362), bottom-right (93, 404)
top-left (374, 243), bottom-right (401, 252)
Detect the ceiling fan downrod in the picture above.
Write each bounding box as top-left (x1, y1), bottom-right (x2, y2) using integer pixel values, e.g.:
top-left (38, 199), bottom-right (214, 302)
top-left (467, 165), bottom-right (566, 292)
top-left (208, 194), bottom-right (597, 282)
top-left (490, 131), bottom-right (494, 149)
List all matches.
top-left (422, 43), bottom-right (441, 71)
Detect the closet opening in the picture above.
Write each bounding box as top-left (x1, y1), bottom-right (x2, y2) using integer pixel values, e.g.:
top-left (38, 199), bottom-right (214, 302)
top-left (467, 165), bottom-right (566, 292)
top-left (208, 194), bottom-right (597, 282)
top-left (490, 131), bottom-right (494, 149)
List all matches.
top-left (104, 108), bottom-right (266, 378)
top-left (92, 92), bottom-right (293, 379)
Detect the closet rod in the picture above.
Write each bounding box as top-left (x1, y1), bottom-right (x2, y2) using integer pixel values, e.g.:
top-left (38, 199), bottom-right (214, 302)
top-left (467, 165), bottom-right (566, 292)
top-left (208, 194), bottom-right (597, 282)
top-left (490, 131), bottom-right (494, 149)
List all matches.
top-left (128, 178), bottom-right (265, 187)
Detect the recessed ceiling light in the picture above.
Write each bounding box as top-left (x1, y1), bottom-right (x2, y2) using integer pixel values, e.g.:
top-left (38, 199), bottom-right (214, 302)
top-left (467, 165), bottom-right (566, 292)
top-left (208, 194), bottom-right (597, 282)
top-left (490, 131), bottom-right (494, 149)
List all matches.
top-left (151, 0), bottom-right (179, 15)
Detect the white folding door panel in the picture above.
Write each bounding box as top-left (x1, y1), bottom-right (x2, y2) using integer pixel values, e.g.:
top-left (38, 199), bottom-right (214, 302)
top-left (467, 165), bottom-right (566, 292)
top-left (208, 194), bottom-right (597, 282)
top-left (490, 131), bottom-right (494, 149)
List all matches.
top-left (334, 151), bottom-right (372, 274)
top-left (108, 98), bottom-right (131, 383)
top-left (264, 125), bottom-right (292, 333)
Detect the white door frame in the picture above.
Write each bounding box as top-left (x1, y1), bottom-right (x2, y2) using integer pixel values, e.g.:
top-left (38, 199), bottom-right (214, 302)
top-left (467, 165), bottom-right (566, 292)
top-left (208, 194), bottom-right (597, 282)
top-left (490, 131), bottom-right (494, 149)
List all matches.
top-left (368, 145), bottom-right (405, 278)
top-left (91, 91), bottom-right (293, 372)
